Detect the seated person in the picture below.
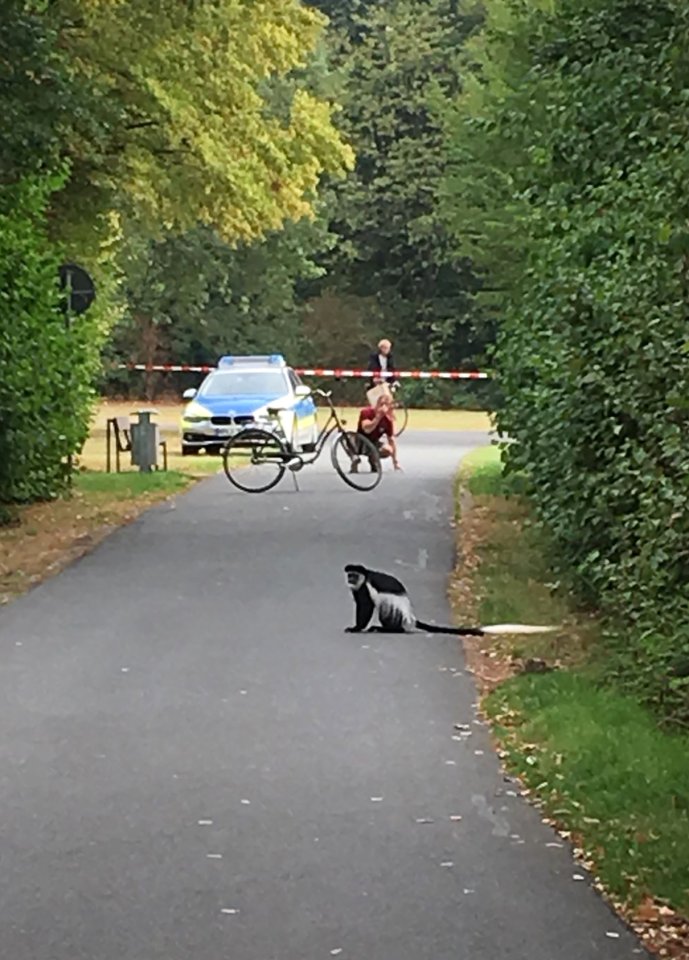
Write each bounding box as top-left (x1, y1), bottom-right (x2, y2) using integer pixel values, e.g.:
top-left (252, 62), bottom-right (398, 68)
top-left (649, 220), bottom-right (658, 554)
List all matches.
top-left (352, 395), bottom-right (401, 472)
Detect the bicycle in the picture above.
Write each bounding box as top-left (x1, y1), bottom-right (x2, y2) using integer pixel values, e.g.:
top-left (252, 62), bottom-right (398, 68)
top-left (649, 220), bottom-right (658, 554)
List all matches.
top-left (221, 388), bottom-right (383, 494)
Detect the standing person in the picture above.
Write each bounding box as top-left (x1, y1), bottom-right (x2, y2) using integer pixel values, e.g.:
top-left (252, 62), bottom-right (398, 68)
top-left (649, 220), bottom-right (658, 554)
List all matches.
top-left (367, 338), bottom-right (399, 388)
top-left (352, 394), bottom-right (401, 472)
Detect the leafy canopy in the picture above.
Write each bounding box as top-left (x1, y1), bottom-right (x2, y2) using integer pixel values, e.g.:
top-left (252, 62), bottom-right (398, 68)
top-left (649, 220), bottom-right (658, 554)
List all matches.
top-left (47, 0), bottom-right (355, 251)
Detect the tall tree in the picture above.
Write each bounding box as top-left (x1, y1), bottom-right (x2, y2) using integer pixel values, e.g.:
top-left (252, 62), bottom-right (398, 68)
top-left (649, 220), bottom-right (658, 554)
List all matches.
top-left (317, 0), bottom-right (487, 370)
top-left (105, 215), bottom-right (337, 396)
top-left (307, 0), bottom-right (385, 36)
top-left (45, 0), bottom-right (354, 256)
top-left (0, 0), bottom-right (83, 184)
top-left (0, 0), bottom-right (355, 503)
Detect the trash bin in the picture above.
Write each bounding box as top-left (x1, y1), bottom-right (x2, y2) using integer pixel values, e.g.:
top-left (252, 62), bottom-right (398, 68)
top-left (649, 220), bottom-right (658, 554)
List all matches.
top-left (130, 409), bottom-right (160, 473)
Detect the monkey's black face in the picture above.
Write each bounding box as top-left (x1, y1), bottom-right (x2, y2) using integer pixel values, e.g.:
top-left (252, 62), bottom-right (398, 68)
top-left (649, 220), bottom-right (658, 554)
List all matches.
top-left (344, 564), bottom-right (367, 591)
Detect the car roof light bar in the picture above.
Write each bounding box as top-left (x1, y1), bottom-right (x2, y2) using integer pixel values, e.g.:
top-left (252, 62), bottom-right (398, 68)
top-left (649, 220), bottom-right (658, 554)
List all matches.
top-left (217, 354), bottom-right (286, 368)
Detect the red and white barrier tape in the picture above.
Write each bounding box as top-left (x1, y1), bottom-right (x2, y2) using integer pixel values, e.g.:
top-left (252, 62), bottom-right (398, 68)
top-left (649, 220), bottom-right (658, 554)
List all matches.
top-left (118, 363), bottom-right (217, 373)
top-left (116, 363), bottom-right (489, 380)
top-left (296, 368), bottom-right (489, 380)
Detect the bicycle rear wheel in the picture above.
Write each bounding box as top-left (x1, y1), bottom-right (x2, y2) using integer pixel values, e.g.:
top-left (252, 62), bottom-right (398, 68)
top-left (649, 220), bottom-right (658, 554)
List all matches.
top-left (222, 428), bottom-right (288, 493)
top-left (331, 431), bottom-right (383, 492)
top-left (393, 395), bottom-right (409, 437)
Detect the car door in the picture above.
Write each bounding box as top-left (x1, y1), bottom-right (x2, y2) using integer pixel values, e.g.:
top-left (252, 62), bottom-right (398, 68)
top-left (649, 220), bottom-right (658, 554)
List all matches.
top-left (289, 369), bottom-right (316, 443)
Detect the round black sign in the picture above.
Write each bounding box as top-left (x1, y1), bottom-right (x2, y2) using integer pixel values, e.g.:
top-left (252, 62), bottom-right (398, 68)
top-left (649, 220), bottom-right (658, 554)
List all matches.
top-left (58, 262), bottom-right (96, 316)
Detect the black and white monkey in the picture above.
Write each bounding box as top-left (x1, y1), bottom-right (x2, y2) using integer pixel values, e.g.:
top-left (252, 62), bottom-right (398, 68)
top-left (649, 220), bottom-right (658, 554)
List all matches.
top-left (343, 564), bottom-right (557, 636)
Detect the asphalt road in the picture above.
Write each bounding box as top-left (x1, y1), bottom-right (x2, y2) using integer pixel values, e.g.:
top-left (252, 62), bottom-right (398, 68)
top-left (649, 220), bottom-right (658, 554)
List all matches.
top-left (0, 430), bottom-right (646, 960)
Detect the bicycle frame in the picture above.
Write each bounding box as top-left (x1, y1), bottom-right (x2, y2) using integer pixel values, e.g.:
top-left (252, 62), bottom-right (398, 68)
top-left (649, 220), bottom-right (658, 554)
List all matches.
top-left (307, 396), bottom-right (350, 457)
top-left (245, 390), bottom-right (352, 469)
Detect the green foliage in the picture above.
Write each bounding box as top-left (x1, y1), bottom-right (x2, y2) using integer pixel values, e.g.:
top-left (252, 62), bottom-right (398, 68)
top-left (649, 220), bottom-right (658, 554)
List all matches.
top-left (399, 379), bottom-right (496, 411)
top-left (441, 0), bottom-right (689, 721)
top-left (0, 0), bottom-right (359, 506)
top-left (46, 0), bottom-right (354, 255)
top-left (308, 0), bottom-right (386, 34)
top-left (0, 176), bottom-right (100, 502)
top-left (316, 0), bottom-right (489, 371)
top-left (103, 216), bottom-right (336, 396)
top-left (0, 0), bottom-right (81, 183)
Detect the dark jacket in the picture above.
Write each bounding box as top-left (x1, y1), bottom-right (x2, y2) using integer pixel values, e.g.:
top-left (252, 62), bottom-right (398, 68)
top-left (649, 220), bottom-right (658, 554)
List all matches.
top-left (367, 350), bottom-right (398, 383)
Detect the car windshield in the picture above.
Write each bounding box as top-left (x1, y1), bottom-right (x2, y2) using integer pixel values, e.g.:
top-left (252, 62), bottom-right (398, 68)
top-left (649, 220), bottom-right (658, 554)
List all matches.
top-left (198, 370), bottom-right (288, 397)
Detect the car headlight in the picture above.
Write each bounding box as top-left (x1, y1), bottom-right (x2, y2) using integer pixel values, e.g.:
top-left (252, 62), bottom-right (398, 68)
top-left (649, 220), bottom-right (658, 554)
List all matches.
top-left (182, 401), bottom-right (212, 423)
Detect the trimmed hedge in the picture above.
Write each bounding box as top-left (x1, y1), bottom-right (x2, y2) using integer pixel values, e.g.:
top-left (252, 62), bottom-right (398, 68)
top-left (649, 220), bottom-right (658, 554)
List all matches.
top-left (0, 176), bottom-right (96, 504)
top-left (444, 0), bottom-right (689, 722)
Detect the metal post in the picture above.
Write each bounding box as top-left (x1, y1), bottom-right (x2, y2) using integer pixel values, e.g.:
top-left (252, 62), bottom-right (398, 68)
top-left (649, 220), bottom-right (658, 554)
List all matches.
top-left (57, 261), bottom-right (95, 490)
top-left (64, 269), bottom-right (73, 491)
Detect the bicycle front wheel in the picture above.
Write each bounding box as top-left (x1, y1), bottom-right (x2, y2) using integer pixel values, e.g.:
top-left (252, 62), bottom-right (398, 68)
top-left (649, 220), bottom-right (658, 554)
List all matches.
top-left (223, 428), bottom-right (288, 493)
top-left (331, 431), bottom-right (383, 492)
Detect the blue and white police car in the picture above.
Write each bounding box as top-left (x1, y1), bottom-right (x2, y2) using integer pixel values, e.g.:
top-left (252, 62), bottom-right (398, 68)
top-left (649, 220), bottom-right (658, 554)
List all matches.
top-left (180, 354), bottom-right (318, 456)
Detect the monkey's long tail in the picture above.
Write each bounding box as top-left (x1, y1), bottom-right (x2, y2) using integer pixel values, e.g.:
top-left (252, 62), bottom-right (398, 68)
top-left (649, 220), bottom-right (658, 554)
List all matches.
top-left (415, 620), bottom-right (484, 636)
top-left (415, 620), bottom-right (559, 637)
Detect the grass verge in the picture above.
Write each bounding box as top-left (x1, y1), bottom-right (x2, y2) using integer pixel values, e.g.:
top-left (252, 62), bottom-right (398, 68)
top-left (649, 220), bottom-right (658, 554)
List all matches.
top-left (80, 401), bottom-right (491, 474)
top-left (0, 469), bottom-right (195, 607)
top-left (451, 445), bottom-right (689, 958)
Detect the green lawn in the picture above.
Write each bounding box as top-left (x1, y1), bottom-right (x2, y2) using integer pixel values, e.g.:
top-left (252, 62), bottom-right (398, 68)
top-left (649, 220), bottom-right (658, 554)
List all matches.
top-left (458, 447), bottom-right (689, 919)
top-left (487, 673), bottom-right (689, 914)
top-left (75, 469), bottom-right (193, 497)
top-left (458, 443), bottom-right (504, 494)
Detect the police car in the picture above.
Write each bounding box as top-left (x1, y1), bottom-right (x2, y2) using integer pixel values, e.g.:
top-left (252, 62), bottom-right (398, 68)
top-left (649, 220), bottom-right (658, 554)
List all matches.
top-left (180, 354), bottom-right (318, 456)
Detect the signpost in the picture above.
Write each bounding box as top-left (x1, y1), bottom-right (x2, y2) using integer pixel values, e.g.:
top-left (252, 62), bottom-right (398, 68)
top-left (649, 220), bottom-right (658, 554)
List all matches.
top-left (58, 263), bottom-right (96, 320)
top-left (57, 263), bottom-right (96, 488)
